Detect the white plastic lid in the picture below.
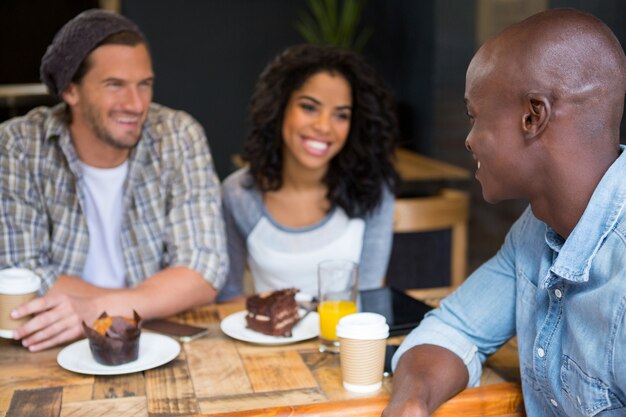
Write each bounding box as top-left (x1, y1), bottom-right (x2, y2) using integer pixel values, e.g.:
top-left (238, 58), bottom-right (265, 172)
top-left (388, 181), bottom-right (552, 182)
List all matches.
top-left (0, 268), bottom-right (41, 294)
top-left (336, 312), bottom-right (389, 340)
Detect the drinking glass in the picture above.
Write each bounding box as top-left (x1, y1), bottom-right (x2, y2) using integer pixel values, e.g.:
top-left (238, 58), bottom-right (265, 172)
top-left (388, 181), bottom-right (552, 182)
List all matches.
top-left (317, 259), bottom-right (358, 353)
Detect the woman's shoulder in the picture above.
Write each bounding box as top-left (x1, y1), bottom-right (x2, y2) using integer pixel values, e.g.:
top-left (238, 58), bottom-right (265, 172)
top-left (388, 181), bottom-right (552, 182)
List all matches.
top-left (223, 167), bottom-right (257, 197)
top-left (222, 167), bottom-right (264, 225)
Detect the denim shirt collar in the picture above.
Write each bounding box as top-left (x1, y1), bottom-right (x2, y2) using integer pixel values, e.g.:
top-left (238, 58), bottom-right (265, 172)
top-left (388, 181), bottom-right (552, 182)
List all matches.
top-left (546, 145), bottom-right (626, 284)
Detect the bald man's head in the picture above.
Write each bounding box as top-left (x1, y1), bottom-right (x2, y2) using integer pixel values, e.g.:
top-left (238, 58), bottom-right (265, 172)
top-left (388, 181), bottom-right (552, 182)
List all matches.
top-left (467, 8), bottom-right (626, 138)
top-left (464, 9), bottom-right (625, 205)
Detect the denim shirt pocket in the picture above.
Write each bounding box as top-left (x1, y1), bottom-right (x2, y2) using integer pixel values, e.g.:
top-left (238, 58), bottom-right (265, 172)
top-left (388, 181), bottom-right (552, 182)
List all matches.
top-left (561, 355), bottom-right (624, 416)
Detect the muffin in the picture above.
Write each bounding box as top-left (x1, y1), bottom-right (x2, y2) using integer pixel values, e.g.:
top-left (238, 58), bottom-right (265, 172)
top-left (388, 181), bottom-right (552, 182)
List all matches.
top-left (82, 311), bottom-right (142, 365)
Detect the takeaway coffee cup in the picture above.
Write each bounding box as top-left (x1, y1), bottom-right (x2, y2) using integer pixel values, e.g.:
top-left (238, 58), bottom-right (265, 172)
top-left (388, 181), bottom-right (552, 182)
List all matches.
top-left (336, 312), bottom-right (389, 393)
top-left (0, 268), bottom-right (41, 338)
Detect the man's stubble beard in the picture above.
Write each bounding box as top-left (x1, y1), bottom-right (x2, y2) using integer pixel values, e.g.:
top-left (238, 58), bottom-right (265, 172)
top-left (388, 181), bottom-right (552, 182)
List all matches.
top-left (81, 100), bottom-right (142, 150)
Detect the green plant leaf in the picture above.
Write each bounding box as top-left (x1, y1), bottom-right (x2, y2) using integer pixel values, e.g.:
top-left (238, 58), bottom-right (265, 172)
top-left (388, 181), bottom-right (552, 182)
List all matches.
top-left (307, 0), bottom-right (332, 45)
top-left (294, 0), bottom-right (372, 50)
top-left (353, 25), bottom-right (373, 52)
top-left (323, 0), bottom-right (339, 43)
top-left (337, 0), bottom-right (359, 48)
top-left (295, 12), bottom-right (323, 44)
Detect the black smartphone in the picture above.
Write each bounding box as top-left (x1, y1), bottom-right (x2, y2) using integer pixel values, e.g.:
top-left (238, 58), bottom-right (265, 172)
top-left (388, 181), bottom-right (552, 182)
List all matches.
top-left (359, 286), bottom-right (434, 337)
top-left (142, 319), bottom-right (209, 342)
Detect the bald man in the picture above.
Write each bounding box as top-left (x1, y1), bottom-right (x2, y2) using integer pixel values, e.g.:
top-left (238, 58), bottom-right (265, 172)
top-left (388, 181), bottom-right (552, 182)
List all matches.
top-left (383, 9), bottom-right (626, 417)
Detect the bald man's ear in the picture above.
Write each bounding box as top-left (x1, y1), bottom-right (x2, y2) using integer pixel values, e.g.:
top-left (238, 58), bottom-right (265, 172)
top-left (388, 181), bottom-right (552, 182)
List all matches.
top-left (522, 93), bottom-right (551, 139)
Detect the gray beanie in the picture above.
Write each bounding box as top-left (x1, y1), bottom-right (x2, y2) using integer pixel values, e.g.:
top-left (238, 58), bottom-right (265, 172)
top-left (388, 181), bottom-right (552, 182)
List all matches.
top-left (40, 9), bottom-right (146, 97)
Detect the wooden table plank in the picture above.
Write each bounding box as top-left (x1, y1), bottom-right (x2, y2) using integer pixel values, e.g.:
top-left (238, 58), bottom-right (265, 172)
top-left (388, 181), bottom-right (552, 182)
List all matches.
top-left (0, 341), bottom-right (92, 393)
top-left (59, 384), bottom-right (94, 404)
top-left (175, 308), bottom-right (221, 327)
top-left (195, 382), bottom-right (524, 417)
top-left (186, 338), bottom-right (251, 397)
top-left (395, 148), bottom-right (471, 183)
top-left (0, 361), bottom-right (90, 391)
top-left (6, 387), bottom-right (62, 417)
top-left (242, 351), bottom-right (318, 393)
top-left (198, 388), bottom-right (326, 415)
top-left (216, 302), bottom-right (246, 320)
top-left (193, 396), bottom-right (390, 417)
top-left (145, 358), bottom-right (198, 417)
top-left (93, 374), bottom-right (146, 400)
top-left (431, 382), bottom-right (525, 417)
top-left (234, 339), bottom-right (319, 354)
top-left (60, 396), bottom-right (147, 417)
top-left (301, 350), bottom-right (349, 402)
top-left (0, 351), bottom-right (91, 417)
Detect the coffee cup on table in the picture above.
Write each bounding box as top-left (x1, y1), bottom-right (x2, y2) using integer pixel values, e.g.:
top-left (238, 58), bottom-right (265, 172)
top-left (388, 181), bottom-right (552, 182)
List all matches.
top-left (0, 268), bottom-right (41, 338)
top-left (336, 312), bottom-right (389, 393)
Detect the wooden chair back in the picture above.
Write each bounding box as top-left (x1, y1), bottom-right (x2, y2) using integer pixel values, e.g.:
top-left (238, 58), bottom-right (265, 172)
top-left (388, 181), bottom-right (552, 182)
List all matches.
top-left (392, 189), bottom-right (470, 288)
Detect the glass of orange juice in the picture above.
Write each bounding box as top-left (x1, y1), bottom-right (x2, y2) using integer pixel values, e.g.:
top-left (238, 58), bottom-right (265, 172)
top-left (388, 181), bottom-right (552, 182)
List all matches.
top-left (317, 259), bottom-right (358, 353)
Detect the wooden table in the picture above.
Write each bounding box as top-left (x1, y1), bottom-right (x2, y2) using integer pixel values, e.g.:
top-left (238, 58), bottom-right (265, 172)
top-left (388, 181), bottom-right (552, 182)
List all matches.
top-left (395, 148), bottom-right (471, 184)
top-left (394, 148), bottom-right (471, 197)
top-left (0, 291), bottom-right (523, 417)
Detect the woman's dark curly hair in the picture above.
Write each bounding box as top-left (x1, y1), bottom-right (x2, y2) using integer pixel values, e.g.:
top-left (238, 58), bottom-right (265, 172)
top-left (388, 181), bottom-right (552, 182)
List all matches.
top-left (244, 44), bottom-right (399, 218)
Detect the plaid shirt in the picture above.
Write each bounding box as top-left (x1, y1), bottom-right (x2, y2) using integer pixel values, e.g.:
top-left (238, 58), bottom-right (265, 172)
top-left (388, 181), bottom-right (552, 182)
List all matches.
top-left (0, 103), bottom-right (227, 292)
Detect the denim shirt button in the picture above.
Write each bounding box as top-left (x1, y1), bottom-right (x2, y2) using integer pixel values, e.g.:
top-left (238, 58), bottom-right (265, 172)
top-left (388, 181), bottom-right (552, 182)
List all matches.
top-left (537, 347), bottom-right (545, 357)
top-left (555, 289), bottom-right (563, 299)
top-left (550, 398), bottom-right (558, 407)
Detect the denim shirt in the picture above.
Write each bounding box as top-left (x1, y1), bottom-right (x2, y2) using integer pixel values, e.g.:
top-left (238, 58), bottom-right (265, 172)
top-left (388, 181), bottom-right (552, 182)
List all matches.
top-left (393, 146), bottom-right (626, 417)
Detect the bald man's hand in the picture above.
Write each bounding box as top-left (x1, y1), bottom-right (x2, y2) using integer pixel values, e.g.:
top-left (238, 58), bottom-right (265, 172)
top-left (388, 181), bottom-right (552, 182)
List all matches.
top-left (381, 345), bottom-right (468, 417)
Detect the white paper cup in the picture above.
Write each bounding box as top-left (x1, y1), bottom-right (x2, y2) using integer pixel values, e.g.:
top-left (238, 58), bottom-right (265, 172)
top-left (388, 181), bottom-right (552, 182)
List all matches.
top-left (0, 268), bottom-right (41, 338)
top-left (336, 312), bottom-right (389, 393)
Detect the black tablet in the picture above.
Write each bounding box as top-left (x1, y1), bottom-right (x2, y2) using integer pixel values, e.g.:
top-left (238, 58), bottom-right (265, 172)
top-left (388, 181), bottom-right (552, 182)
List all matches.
top-left (359, 286), bottom-right (434, 337)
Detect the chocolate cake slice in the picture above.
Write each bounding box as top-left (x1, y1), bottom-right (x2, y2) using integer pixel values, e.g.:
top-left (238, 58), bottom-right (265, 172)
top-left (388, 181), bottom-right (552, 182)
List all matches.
top-left (246, 288), bottom-right (300, 337)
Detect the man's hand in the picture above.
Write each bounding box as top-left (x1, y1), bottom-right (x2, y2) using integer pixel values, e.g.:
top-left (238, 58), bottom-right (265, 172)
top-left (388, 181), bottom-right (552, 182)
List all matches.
top-left (11, 292), bottom-right (101, 352)
top-left (380, 344), bottom-right (469, 417)
top-left (11, 267), bottom-right (217, 352)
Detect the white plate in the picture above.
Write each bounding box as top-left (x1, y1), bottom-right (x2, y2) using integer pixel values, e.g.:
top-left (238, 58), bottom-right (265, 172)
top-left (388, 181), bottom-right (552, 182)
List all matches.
top-left (57, 333), bottom-right (180, 375)
top-left (220, 310), bottom-right (319, 345)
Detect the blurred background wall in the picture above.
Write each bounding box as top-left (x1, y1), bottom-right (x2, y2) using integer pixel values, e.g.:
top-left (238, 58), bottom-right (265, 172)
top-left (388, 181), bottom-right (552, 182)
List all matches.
top-left (1, 0), bottom-right (625, 275)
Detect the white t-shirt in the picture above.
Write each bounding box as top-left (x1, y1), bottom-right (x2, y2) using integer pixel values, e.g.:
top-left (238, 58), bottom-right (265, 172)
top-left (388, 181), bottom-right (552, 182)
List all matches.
top-left (78, 161), bottom-right (128, 288)
top-left (247, 211), bottom-right (365, 298)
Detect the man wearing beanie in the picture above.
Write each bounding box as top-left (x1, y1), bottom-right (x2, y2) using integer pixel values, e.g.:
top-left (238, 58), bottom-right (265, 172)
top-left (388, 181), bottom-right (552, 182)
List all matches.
top-left (0, 9), bottom-right (227, 351)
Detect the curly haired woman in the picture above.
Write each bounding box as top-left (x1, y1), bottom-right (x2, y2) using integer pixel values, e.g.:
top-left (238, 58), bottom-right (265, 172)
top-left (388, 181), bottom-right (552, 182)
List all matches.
top-left (219, 44), bottom-right (399, 301)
